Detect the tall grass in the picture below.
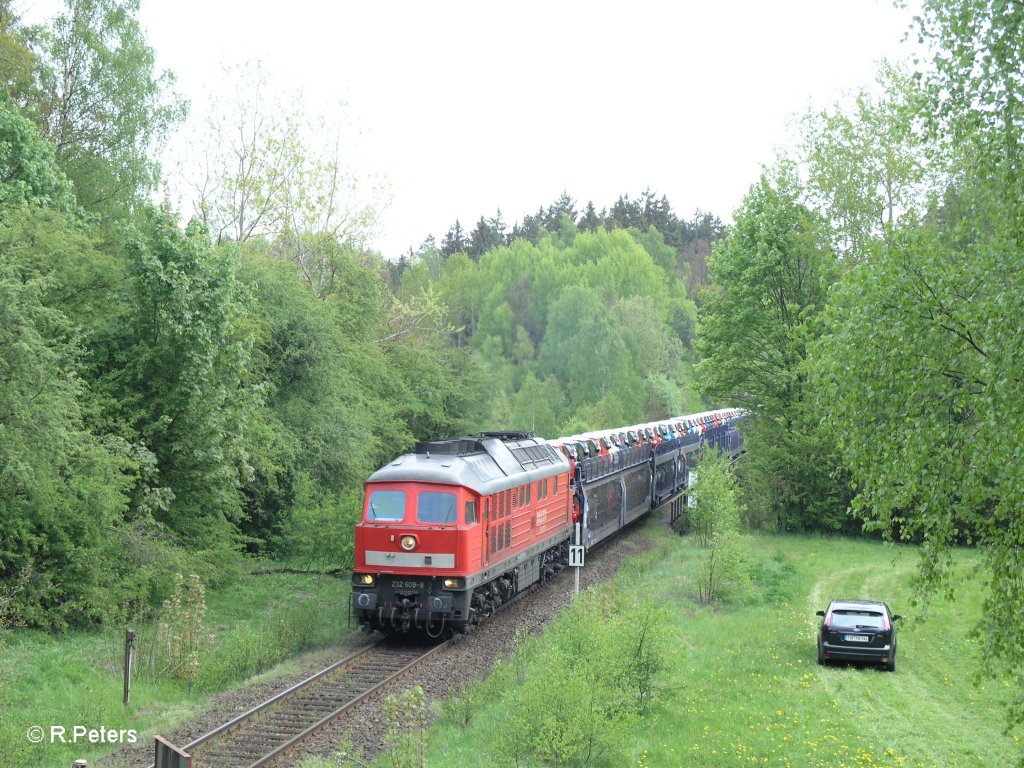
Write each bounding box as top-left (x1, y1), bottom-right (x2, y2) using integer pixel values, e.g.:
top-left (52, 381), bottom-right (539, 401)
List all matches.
top-left (368, 524), bottom-right (1018, 767)
top-left (0, 569), bottom-right (356, 768)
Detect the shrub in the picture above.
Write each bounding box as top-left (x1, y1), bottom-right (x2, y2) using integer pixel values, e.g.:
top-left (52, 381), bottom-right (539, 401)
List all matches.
top-left (491, 590), bottom-right (668, 766)
top-left (276, 477), bottom-right (361, 571)
top-left (697, 530), bottom-right (751, 604)
top-left (381, 685), bottom-right (428, 768)
top-left (152, 573), bottom-right (210, 686)
top-left (686, 452), bottom-right (751, 604)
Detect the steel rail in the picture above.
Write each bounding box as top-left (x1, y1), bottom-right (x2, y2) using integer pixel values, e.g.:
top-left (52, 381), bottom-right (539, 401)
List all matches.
top-left (144, 641), bottom-right (380, 768)
top-left (245, 638), bottom-right (454, 767)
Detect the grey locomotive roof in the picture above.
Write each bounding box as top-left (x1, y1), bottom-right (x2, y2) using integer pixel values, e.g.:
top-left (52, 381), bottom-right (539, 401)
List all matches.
top-left (367, 434), bottom-right (570, 495)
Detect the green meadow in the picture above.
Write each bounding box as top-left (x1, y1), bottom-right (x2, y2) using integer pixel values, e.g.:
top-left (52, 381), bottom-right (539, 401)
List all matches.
top-left (362, 522), bottom-right (1018, 768)
top-left (0, 570), bottom-right (355, 768)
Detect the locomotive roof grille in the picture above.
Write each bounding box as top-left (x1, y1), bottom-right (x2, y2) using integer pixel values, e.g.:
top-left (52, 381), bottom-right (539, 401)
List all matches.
top-left (509, 443), bottom-right (562, 469)
top-left (408, 431), bottom-right (558, 476)
top-left (479, 431), bottom-right (537, 441)
top-left (414, 437), bottom-right (487, 456)
top-left (414, 431), bottom-right (542, 458)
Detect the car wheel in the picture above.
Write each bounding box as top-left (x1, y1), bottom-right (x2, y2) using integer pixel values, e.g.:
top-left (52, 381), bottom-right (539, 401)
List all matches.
top-left (817, 645), bottom-right (825, 666)
top-left (884, 660), bottom-right (896, 672)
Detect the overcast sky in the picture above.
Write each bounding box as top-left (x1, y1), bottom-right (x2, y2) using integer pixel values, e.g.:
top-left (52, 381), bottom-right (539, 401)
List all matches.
top-left (23, 0), bottom-right (921, 258)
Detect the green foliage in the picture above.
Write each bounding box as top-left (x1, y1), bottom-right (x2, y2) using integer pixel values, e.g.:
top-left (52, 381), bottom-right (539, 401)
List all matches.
top-left (492, 590), bottom-right (669, 767)
top-left (697, 164), bottom-right (848, 531)
top-left (239, 251), bottom-right (385, 533)
top-left (0, 93), bottom-right (75, 212)
top-left (440, 674), bottom-right (487, 731)
top-left (697, 528), bottom-right (751, 605)
top-left (915, 0), bottom-right (1024, 215)
top-left (153, 573), bottom-right (208, 686)
top-left (1, 569), bottom-right (352, 768)
top-left (686, 452), bottom-right (751, 604)
top-left (540, 284), bottom-right (640, 411)
top-left (25, 0), bottom-right (184, 222)
top-left (183, 61), bottom-right (381, 260)
top-left (381, 685), bottom-right (429, 768)
top-left (0, 251), bottom-right (135, 628)
top-left (813, 218), bottom-right (1024, 721)
top-left (800, 61), bottom-right (934, 257)
top-left (686, 452), bottom-right (743, 547)
top-left (100, 208), bottom-right (258, 544)
top-left (275, 479), bottom-right (362, 570)
top-left (415, 223), bottom-right (699, 435)
top-left (0, 202), bottom-right (242, 629)
top-left (0, 3), bottom-right (35, 101)
top-left (413, 533), bottom-right (1014, 768)
top-left (804, 2), bottom-right (1024, 749)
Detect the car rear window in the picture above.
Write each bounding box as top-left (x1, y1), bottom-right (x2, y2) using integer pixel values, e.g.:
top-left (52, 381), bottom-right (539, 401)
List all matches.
top-left (831, 610), bottom-right (884, 629)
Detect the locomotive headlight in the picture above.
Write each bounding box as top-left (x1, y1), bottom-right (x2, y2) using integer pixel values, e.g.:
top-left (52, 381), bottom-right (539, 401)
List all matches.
top-left (400, 535), bottom-right (417, 551)
top-left (442, 577), bottom-right (464, 589)
top-left (360, 574), bottom-right (375, 585)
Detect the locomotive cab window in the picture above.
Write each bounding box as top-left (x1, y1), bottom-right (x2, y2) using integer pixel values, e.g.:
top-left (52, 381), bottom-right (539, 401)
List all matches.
top-left (465, 499), bottom-right (477, 524)
top-left (416, 491), bottom-right (457, 524)
top-left (367, 490), bottom-right (406, 521)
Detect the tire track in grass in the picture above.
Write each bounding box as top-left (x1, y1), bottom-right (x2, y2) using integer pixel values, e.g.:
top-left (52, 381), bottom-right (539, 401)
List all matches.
top-left (808, 564), bottom-right (879, 615)
top-left (807, 550), bottom-right (1006, 766)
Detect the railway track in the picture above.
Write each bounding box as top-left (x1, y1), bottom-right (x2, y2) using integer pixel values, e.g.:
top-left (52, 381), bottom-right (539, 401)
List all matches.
top-left (139, 521), bottom-right (655, 768)
top-left (148, 638), bottom-right (450, 768)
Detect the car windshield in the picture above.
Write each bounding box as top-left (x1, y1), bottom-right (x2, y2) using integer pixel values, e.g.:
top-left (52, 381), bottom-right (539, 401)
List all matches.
top-left (830, 610), bottom-right (884, 629)
top-left (417, 491), bottom-right (457, 524)
top-left (367, 490), bottom-right (405, 521)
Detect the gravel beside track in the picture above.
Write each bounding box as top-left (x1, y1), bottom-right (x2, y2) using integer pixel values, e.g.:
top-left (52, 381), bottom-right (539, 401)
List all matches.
top-left (101, 517), bottom-right (658, 768)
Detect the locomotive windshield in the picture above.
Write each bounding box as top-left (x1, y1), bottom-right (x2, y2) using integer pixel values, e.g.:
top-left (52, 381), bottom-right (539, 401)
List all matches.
top-left (417, 491), bottom-right (458, 524)
top-left (367, 489), bottom-right (405, 521)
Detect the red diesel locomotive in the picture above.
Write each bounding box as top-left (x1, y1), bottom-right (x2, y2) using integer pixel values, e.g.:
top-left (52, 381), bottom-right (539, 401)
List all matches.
top-left (351, 410), bottom-right (744, 635)
top-left (352, 432), bottom-right (574, 635)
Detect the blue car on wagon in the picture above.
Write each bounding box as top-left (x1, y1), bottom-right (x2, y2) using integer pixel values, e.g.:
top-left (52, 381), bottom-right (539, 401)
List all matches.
top-left (816, 599), bottom-right (902, 671)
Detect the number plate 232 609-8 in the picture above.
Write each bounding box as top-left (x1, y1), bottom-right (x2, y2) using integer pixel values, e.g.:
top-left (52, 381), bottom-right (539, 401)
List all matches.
top-left (843, 634), bottom-right (870, 643)
top-left (392, 581), bottom-right (424, 590)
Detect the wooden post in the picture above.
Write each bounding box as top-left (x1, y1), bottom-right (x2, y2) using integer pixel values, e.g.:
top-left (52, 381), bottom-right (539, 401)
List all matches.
top-left (123, 629), bottom-right (136, 705)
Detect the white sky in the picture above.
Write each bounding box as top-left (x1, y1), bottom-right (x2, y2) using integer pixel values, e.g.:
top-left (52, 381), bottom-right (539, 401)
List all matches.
top-left (22, 0), bottom-right (921, 258)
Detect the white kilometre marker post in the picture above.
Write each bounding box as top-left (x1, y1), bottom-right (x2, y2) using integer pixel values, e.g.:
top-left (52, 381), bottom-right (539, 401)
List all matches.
top-left (570, 522), bottom-right (585, 595)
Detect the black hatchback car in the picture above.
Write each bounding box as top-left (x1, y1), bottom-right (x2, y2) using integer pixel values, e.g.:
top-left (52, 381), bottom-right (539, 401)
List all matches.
top-left (815, 600), bottom-right (902, 671)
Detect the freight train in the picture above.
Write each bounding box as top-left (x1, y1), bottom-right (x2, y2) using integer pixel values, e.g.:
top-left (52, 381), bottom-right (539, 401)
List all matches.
top-left (351, 409), bottom-right (745, 635)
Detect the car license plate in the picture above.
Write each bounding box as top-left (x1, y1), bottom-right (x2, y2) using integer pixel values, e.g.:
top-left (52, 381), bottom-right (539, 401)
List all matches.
top-left (844, 634), bottom-right (870, 642)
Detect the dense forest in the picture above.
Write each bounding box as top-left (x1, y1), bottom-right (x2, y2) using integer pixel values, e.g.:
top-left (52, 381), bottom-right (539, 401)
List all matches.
top-left (0, 0), bottom-right (727, 632)
top-left (2, 0), bottom-right (1024, 742)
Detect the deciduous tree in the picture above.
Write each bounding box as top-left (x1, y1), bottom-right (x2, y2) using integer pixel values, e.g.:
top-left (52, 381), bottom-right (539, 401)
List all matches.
top-left (697, 165), bottom-right (846, 530)
top-left (814, 0), bottom-right (1024, 741)
top-left (25, 0), bottom-right (184, 221)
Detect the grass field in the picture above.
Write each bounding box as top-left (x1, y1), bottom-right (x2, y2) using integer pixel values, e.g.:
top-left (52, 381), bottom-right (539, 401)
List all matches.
top-left (5, 524), bottom-right (1019, 768)
top-left (0, 568), bottom-right (357, 768)
top-left (357, 521), bottom-right (1019, 768)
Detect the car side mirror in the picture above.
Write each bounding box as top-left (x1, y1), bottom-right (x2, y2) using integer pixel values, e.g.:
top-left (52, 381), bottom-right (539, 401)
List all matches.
top-left (892, 614), bottom-right (903, 622)
top-left (815, 610), bottom-right (825, 617)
